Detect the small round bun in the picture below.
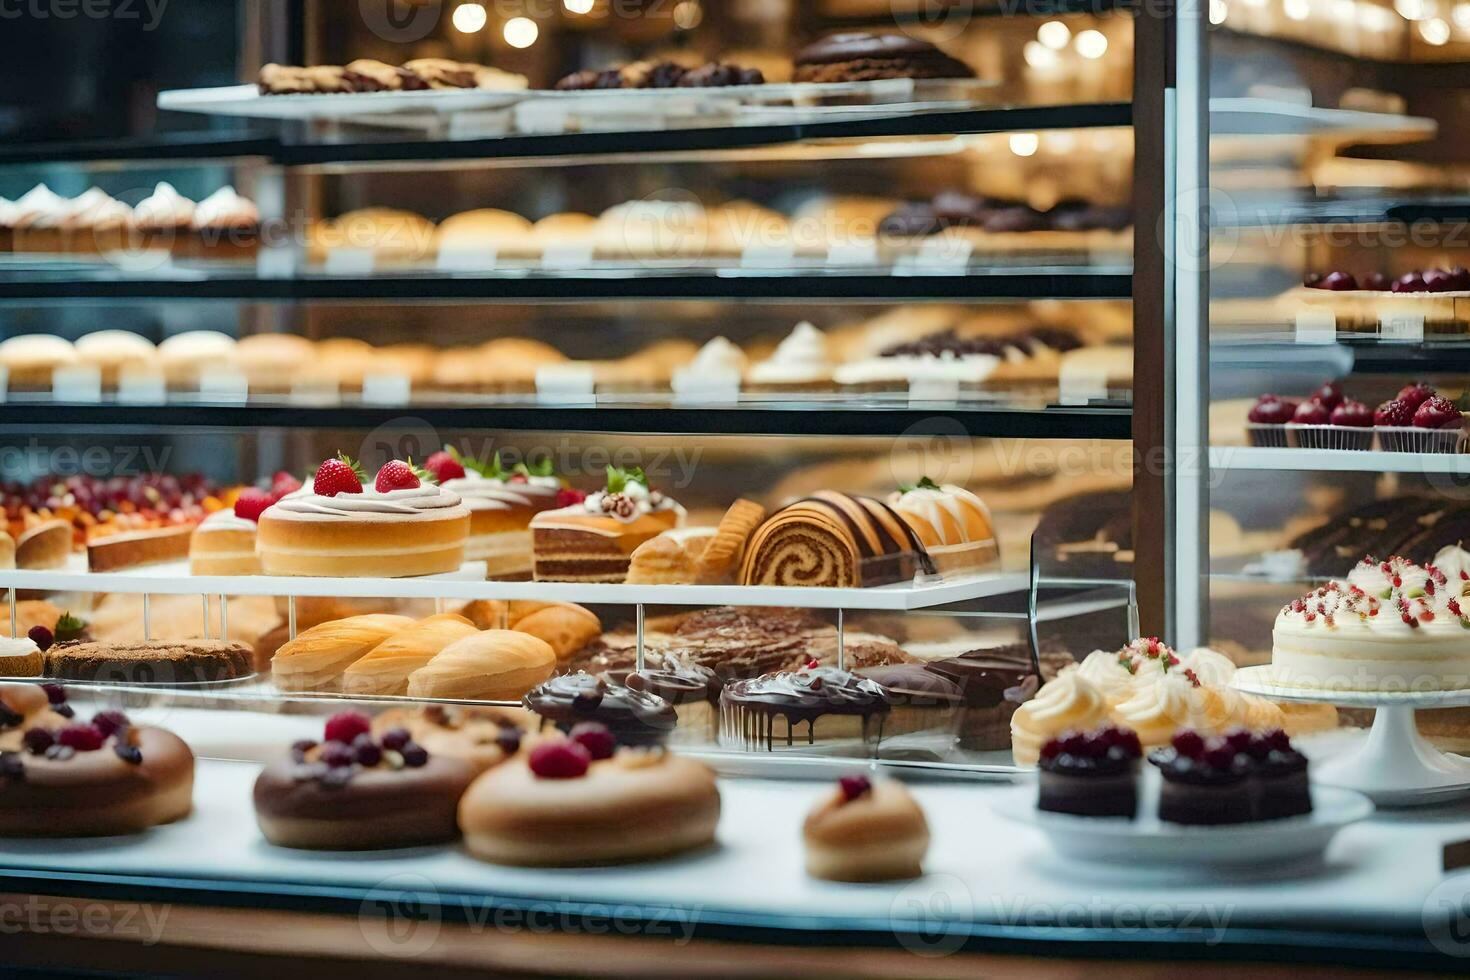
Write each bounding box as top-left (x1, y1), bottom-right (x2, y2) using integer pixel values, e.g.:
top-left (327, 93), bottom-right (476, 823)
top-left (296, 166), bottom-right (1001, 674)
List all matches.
top-left (803, 778), bottom-right (929, 882)
top-left (459, 748), bottom-right (720, 866)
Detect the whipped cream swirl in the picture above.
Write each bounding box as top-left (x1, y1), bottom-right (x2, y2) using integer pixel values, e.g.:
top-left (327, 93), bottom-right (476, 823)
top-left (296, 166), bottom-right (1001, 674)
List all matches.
top-left (748, 322), bottom-right (831, 384)
top-left (442, 472), bottom-right (557, 511)
top-left (271, 484), bottom-right (463, 518)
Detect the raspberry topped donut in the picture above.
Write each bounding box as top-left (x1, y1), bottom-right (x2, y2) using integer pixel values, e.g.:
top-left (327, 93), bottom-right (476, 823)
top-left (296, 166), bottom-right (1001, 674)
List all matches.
top-left (459, 723), bottom-right (720, 866)
top-left (253, 710), bottom-right (475, 850)
top-left (803, 775), bottom-right (929, 882)
top-left (0, 684), bottom-right (195, 837)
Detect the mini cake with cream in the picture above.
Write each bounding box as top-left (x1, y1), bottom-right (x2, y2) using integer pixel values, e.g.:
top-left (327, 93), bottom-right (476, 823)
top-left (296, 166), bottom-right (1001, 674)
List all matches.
top-left (530, 466), bottom-right (684, 583)
top-left (188, 480), bottom-right (291, 575)
top-left (803, 775), bottom-right (929, 882)
top-left (424, 448), bottom-right (566, 580)
top-left (745, 322), bottom-right (834, 391)
top-left (257, 454), bottom-right (470, 578)
top-left (1271, 555), bottom-right (1470, 691)
top-left (886, 477), bottom-right (999, 577)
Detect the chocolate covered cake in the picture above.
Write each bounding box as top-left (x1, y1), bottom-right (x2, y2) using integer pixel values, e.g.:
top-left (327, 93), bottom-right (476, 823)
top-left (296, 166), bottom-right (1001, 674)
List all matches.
top-left (793, 33), bottom-right (974, 83)
top-left (524, 672), bottom-right (676, 747)
top-left (44, 640), bottom-right (253, 685)
top-left (719, 666), bottom-right (891, 751)
top-left (1036, 725), bottom-right (1142, 818)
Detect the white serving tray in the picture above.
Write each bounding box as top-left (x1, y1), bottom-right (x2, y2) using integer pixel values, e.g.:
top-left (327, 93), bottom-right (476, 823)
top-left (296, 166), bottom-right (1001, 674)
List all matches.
top-left (157, 83), bottom-right (527, 120)
top-left (0, 556), bottom-right (1028, 611)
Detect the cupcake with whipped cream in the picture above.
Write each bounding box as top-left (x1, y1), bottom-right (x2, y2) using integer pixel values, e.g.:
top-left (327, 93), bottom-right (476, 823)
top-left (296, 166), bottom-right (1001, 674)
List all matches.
top-left (0, 636), bottom-right (43, 677)
top-left (10, 184), bottom-right (68, 253)
top-left (670, 336), bottom-right (746, 400)
top-left (745, 322), bottom-right (835, 393)
top-left (61, 187), bottom-right (133, 253)
top-left (130, 182), bottom-right (196, 255)
top-left (190, 186), bottom-right (261, 260)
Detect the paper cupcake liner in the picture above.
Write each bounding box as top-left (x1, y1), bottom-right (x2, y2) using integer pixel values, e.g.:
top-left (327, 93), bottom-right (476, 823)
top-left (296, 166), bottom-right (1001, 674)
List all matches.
top-left (1245, 424), bottom-right (1288, 448)
top-left (1284, 424), bottom-right (1374, 451)
top-left (1376, 426), bottom-right (1465, 454)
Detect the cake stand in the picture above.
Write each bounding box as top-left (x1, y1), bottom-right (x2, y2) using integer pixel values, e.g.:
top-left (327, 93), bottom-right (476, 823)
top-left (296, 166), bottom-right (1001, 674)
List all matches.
top-left (1234, 665), bottom-right (1470, 806)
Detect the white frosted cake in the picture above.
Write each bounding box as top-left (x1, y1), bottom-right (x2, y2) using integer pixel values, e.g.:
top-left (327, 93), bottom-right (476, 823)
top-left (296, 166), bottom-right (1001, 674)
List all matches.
top-left (1271, 556), bottom-right (1470, 692)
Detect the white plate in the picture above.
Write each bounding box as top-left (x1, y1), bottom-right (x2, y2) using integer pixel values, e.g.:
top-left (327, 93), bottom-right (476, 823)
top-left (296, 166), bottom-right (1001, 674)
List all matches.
top-left (157, 84), bottom-right (527, 120)
top-left (992, 776), bottom-right (1373, 867)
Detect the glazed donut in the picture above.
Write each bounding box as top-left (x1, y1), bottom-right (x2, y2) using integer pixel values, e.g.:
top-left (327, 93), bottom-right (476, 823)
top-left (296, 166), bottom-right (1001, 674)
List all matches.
top-left (253, 710), bottom-right (474, 850)
top-left (802, 776), bottom-right (929, 882)
top-left (0, 684), bottom-right (195, 837)
top-left (372, 703), bottom-right (538, 776)
top-left (459, 726), bottom-right (720, 866)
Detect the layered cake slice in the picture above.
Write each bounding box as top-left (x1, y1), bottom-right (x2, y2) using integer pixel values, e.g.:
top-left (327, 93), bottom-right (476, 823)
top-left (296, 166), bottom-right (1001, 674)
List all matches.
top-left (425, 448), bottom-right (567, 580)
top-left (530, 467), bottom-right (684, 583)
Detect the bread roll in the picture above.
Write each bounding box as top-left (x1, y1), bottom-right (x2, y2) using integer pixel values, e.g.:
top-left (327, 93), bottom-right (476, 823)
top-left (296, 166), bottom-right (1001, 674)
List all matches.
top-left (406, 630), bottom-right (555, 701)
top-left (626, 528), bottom-right (716, 585)
top-left (341, 613), bottom-right (479, 695)
top-left (272, 614), bottom-right (415, 692)
top-left (511, 603), bottom-right (601, 662)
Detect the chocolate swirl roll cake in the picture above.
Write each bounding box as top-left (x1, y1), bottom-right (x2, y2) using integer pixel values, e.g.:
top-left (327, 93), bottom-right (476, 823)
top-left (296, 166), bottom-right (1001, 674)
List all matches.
top-left (739, 491), bottom-right (934, 588)
top-left (719, 666), bottom-right (891, 751)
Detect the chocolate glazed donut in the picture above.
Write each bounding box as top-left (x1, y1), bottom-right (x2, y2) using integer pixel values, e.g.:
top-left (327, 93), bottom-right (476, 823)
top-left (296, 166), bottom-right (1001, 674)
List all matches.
top-left (739, 491), bottom-right (934, 588)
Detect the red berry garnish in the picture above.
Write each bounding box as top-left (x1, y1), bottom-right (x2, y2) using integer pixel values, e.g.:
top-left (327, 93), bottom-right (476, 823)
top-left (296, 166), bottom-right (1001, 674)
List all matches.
top-left (1320, 271), bottom-right (1358, 291)
top-left (374, 459), bottom-right (421, 493)
top-left (1414, 396), bottom-right (1462, 430)
top-left (323, 711), bottom-right (372, 745)
top-left (312, 454), bottom-right (364, 497)
top-left (270, 471), bottom-right (303, 502)
top-left (40, 684), bottom-right (66, 705)
top-left (1364, 272), bottom-right (1390, 291)
top-left (1312, 381), bottom-right (1344, 411)
top-left (1225, 729), bottom-right (1252, 752)
top-left (569, 721), bottom-right (616, 761)
top-left (1396, 383), bottom-right (1435, 411)
top-left (1291, 400), bottom-right (1330, 425)
top-left (233, 487), bottom-right (273, 523)
top-left (1060, 731), bottom-right (1089, 756)
top-left (555, 488), bottom-right (587, 508)
top-left (1425, 268), bottom-right (1456, 293)
top-left (804, 658), bottom-right (821, 670)
top-left (1171, 730), bottom-right (1205, 757)
top-left (1248, 395), bottom-right (1294, 425)
top-left (423, 450), bottom-right (465, 484)
top-left (27, 625), bottom-right (53, 651)
top-left (1393, 271), bottom-right (1428, 293)
top-left (1203, 744), bottom-right (1237, 770)
top-left (56, 724), bottom-right (105, 752)
top-left (838, 774), bottom-right (872, 802)
top-left (1329, 400), bottom-right (1372, 428)
top-left (1039, 738), bottom-right (1063, 762)
top-left (92, 710), bottom-right (129, 737)
top-left (528, 740), bottom-right (591, 779)
top-left (1373, 398), bottom-right (1415, 428)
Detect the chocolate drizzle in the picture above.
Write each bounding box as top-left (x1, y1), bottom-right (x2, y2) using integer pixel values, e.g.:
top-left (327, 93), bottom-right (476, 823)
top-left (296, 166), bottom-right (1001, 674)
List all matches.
top-left (524, 673), bottom-right (676, 746)
top-left (719, 668), bottom-right (890, 750)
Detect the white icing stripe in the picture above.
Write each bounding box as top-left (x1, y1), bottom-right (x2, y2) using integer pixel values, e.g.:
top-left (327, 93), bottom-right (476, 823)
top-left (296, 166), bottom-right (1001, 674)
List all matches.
top-left (271, 484), bottom-right (462, 517)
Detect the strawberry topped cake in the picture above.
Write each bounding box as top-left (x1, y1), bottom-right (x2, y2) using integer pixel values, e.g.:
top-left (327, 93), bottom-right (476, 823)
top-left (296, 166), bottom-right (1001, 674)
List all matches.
top-left (530, 466), bottom-right (684, 582)
top-left (424, 448), bottom-right (567, 580)
top-left (1271, 555), bottom-right (1470, 691)
top-left (256, 454), bottom-right (470, 577)
top-left (189, 471), bottom-right (301, 576)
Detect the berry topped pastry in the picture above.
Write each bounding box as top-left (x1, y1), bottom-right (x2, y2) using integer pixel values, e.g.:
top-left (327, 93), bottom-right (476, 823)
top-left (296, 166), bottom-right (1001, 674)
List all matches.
top-left (0, 684), bottom-right (195, 836)
top-left (252, 710), bottom-right (475, 849)
top-left (1149, 727), bottom-right (1312, 825)
top-left (1246, 394), bottom-right (1296, 446)
top-left (530, 466), bottom-right (684, 583)
top-left (255, 453), bottom-right (471, 577)
top-left (1037, 724), bottom-right (1142, 818)
top-left (803, 774), bottom-right (930, 881)
top-left (458, 722), bottom-right (721, 866)
top-left (1374, 384), bottom-right (1465, 453)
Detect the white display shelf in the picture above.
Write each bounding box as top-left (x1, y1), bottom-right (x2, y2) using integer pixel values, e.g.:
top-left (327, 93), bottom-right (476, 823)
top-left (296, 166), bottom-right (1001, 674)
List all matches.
top-left (1208, 446), bottom-right (1470, 474)
top-left (0, 557), bottom-right (1030, 611)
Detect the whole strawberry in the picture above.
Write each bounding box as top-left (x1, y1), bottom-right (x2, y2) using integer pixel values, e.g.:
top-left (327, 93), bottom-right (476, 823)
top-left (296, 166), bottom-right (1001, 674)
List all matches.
top-left (374, 459), bottom-right (421, 493)
top-left (313, 454), bottom-right (365, 497)
top-left (555, 488), bottom-right (587, 508)
top-left (1374, 398), bottom-right (1415, 428)
top-left (1397, 383), bottom-right (1436, 411)
top-left (270, 470), bottom-right (303, 501)
top-left (423, 449), bottom-right (465, 484)
top-left (233, 487), bottom-right (273, 522)
top-left (1414, 396), bottom-right (1463, 431)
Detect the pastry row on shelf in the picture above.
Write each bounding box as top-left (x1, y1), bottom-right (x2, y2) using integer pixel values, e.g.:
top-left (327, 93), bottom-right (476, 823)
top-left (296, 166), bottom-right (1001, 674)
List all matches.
top-left (0, 183), bottom-right (259, 257)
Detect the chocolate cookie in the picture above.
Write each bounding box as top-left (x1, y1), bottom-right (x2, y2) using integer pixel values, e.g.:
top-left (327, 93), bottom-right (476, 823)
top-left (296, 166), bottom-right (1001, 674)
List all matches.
top-left (793, 32), bottom-right (974, 83)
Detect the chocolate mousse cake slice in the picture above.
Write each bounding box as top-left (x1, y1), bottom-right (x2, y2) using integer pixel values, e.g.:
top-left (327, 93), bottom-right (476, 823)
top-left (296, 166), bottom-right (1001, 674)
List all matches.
top-left (719, 666), bottom-right (891, 751)
top-left (45, 639), bottom-right (253, 685)
top-left (1036, 725), bottom-right (1142, 818)
top-left (1150, 730), bottom-right (1257, 825)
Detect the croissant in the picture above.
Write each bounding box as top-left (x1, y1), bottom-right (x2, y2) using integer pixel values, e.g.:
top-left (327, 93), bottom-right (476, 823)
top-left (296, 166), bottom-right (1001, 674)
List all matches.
top-left (511, 603), bottom-right (601, 662)
top-left (271, 614), bottom-right (415, 692)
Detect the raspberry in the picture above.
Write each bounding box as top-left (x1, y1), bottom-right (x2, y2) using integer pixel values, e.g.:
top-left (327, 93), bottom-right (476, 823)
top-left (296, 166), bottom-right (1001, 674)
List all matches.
top-left (374, 459), bottom-right (420, 493)
top-left (550, 488), bottom-right (584, 509)
top-left (1373, 398), bottom-right (1414, 428)
top-left (56, 724), bottom-right (105, 752)
top-left (1312, 381), bottom-right (1343, 411)
top-left (312, 454), bottom-right (364, 497)
top-left (1171, 730), bottom-right (1205, 757)
top-left (570, 722), bottom-right (617, 760)
top-left (423, 450), bottom-right (465, 484)
top-left (838, 775), bottom-right (872, 802)
top-left (1203, 744), bottom-right (1238, 770)
top-left (233, 487), bottom-right (273, 522)
top-left (529, 740), bottom-right (591, 779)
top-left (92, 710), bottom-right (129, 737)
top-left (323, 711), bottom-right (372, 745)
top-left (1039, 738), bottom-right (1063, 762)
top-left (27, 625), bottom-right (53, 652)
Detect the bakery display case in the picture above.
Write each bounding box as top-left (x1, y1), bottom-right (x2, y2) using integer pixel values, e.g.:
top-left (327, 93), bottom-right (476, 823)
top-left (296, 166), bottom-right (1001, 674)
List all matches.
top-left (5, 2), bottom-right (1470, 974)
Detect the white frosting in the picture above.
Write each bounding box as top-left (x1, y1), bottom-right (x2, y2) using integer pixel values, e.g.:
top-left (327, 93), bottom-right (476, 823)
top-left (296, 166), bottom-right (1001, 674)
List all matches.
top-left (747, 322), bottom-right (832, 384)
top-left (441, 473), bottom-right (558, 512)
top-left (157, 330), bottom-right (236, 365)
top-left (671, 337), bottom-right (746, 395)
top-left (0, 198), bottom-right (13, 227)
top-left (60, 187), bottom-right (132, 229)
top-left (1431, 545), bottom-right (1470, 595)
top-left (1346, 555), bottom-right (1430, 598)
top-left (1009, 667), bottom-right (1110, 766)
top-left (197, 508), bottom-right (258, 532)
top-left (1111, 672), bottom-right (1208, 746)
top-left (0, 637), bottom-right (39, 658)
top-left (10, 183), bottom-right (67, 228)
top-left (533, 477), bottom-right (684, 529)
top-left (132, 181), bottom-right (196, 228)
top-left (1179, 646), bottom-right (1238, 686)
top-left (1074, 648), bottom-right (1139, 701)
top-left (271, 484), bottom-right (463, 518)
top-left (888, 483), bottom-right (993, 545)
top-left (191, 186), bottom-right (259, 230)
